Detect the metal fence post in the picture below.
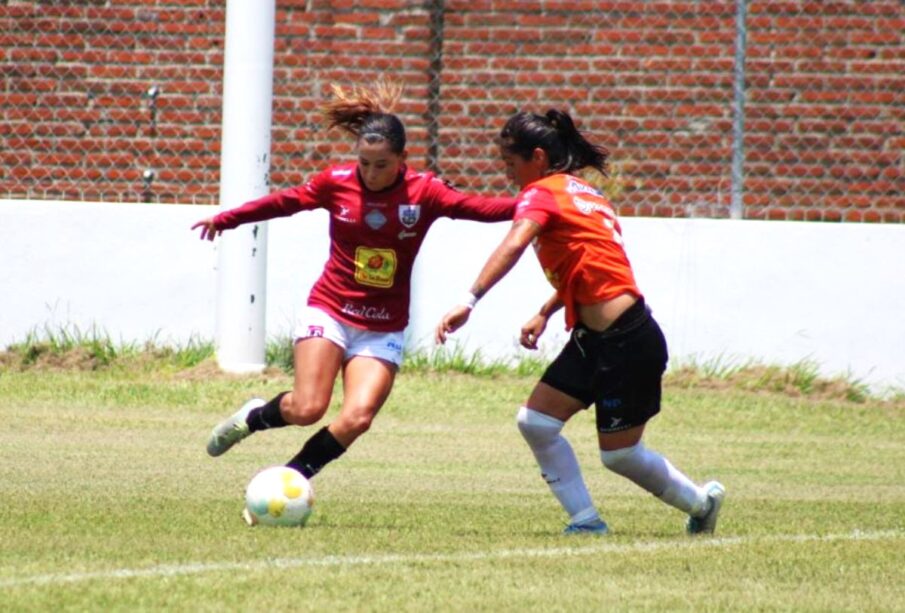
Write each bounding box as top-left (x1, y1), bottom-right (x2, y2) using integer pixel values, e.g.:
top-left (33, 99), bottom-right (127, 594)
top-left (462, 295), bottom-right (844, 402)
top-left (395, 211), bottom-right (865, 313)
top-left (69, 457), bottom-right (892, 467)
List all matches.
top-left (730, 0), bottom-right (749, 220)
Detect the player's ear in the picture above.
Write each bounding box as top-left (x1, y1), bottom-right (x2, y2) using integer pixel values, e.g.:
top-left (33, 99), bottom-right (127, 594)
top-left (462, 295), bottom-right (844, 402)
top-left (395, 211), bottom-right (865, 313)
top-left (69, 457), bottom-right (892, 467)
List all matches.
top-left (532, 147), bottom-right (549, 170)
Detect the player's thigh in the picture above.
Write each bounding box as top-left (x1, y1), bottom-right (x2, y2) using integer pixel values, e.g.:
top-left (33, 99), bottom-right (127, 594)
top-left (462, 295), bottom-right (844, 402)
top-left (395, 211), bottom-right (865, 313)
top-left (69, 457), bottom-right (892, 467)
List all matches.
top-left (340, 355), bottom-right (397, 417)
top-left (292, 337), bottom-right (344, 410)
top-left (528, 333), bottom-right (594, 422)
top-left (526, 381), bottom-right (587, 422)
top-left (597, 424), bottom-right (646, 451)
top-left (592, 317), bottom-right (666, 438)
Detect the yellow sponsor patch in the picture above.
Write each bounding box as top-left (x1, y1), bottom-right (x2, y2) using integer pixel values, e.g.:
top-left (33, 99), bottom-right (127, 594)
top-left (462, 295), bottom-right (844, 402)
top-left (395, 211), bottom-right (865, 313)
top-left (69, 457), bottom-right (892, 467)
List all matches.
top-left (354, 247), bottom-right (397, 288)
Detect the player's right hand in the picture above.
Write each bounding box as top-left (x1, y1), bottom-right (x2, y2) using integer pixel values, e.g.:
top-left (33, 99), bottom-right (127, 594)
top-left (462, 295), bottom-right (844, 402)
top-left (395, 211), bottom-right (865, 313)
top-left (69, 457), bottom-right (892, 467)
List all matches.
top-left (435, 305), bottom-right (472, 345)
top-left (191, 217), bottom-right (222, 241)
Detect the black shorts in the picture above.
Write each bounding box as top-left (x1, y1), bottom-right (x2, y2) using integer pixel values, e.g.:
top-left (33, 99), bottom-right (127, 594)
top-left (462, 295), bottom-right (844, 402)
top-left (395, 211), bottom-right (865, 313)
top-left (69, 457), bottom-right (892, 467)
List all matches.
top-left (540, 298), bottom-right (668, 433)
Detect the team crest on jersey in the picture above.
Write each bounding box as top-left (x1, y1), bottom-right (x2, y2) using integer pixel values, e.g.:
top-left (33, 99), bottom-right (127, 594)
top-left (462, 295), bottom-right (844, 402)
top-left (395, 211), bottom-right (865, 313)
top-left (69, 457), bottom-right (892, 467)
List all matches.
top-left (398, 204), bottom-right (421, 228)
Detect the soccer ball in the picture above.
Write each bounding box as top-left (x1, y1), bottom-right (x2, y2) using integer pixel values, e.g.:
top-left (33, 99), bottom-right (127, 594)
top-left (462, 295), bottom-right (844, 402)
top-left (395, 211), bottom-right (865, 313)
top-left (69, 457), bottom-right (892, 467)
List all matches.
top-left (244, 466), bottom-right (314, 527)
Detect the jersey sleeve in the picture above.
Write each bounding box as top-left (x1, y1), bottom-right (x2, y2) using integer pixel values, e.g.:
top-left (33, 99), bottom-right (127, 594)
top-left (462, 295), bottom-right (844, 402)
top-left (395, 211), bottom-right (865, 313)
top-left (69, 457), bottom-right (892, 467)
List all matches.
top-left (213, 168), bottom-right (332, 230)
top-left (424, 175), bottom-right (515, 222)
top-left (513, 186), bottom-right (558, 228)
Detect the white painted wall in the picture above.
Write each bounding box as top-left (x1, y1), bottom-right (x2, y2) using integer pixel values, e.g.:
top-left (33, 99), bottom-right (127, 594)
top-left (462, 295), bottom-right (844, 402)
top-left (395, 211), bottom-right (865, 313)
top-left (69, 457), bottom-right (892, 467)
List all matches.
top-left (2, 199), bottom-right (903, 392)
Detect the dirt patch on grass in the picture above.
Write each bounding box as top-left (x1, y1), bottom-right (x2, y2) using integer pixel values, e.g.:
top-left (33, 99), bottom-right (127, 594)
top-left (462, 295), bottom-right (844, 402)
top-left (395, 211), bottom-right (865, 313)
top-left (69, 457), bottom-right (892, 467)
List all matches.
top-left (170, 358), bottom-right (289, 384)
top-left (0, 345), bottom-right (108, 371)
top-left (664, 364), bottom-right (899, 405)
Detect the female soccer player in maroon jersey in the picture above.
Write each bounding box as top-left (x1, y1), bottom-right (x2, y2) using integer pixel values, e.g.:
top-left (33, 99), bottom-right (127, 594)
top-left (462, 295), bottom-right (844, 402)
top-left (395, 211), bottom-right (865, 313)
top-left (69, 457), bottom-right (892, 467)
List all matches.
top-left (192, 83), bottom-right (514, 522)
top-left (436, 109), bottom-right (724, 536)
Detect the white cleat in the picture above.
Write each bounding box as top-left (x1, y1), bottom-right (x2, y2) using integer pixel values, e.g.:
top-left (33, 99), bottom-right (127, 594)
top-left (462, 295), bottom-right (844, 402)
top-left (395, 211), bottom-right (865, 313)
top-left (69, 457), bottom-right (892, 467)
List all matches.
top-left (687, 481), bottom-right (726, 535)
top-left (206, 398), bottom-right (265, 457)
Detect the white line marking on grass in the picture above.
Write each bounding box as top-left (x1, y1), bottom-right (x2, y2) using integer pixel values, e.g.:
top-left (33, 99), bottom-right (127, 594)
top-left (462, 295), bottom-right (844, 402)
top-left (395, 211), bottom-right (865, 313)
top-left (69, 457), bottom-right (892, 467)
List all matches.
top-left (1, 529), bottom-right (901, 589)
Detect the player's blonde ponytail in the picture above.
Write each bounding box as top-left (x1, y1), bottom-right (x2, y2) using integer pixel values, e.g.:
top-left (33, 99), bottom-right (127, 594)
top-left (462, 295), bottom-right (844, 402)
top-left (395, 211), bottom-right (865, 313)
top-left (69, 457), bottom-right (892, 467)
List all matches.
top-left (322, 80), bottom-right (405, 152)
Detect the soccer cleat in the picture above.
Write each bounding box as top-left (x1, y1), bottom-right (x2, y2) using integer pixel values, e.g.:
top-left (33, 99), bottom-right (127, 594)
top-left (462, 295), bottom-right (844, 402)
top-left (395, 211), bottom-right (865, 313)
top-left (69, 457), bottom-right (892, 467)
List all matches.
top-left (563, 517), bottom-right (609, 535)
top-left (687, 481), bottom-right (726, 535)
top-left (206, 398), bottom-right (264, 457)
top-left (242, 507), bottom-right (258, 527)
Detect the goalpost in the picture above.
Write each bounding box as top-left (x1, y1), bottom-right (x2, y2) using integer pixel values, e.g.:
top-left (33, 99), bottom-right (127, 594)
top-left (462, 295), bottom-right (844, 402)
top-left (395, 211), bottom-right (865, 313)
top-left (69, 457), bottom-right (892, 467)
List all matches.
top-left (215, 0), bottom-right (276, 373)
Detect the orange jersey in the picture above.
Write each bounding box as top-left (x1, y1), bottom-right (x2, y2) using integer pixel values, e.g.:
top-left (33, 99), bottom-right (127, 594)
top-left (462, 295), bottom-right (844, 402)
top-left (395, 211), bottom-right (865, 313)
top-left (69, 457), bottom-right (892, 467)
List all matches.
top-left (513, 174), bottom-right (641, 330)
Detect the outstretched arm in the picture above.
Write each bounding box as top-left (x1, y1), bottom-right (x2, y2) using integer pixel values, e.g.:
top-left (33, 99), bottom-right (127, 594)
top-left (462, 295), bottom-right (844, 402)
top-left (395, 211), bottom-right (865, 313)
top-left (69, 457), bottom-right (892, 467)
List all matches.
top-left (446, 193), bottom-right (516, 222)
top-left (435, 218), bottom-right (542, 344)
top-left (191, 170), bottom-right (330, 240)
top-left (190, 188), bottom-right (308, 240)
top-left (426, 176), bottom-right (516, 222)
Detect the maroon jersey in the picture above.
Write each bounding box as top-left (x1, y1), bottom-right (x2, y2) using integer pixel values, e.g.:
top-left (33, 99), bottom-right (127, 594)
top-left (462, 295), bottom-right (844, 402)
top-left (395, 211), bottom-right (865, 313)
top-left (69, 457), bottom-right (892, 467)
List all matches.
top-left (214, 163), bottom-right (515, 331)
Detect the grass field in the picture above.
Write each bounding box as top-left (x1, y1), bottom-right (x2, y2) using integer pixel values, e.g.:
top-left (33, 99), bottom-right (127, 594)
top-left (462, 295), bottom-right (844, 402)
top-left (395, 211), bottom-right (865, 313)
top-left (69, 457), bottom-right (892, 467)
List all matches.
top-left (1, 363), bottom-right (903, 611)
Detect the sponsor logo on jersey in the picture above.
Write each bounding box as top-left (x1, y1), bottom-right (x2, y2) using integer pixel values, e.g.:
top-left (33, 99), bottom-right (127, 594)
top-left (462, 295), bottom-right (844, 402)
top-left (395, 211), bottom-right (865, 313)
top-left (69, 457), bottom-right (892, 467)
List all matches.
top-left (572, 195), bottom-right (615, 218)
top-left (331, 168), bottom-right (353, 178)
top-left (353, 246), bottom-right (398, 288)
top-left (364, 209), bottom-right (387, 230)
top-left (565, 177), bottom-right (602, 197)
top-left (398, 204), bottom-right (421, 228)
top-left (341, 302), bottom-right (393, 321)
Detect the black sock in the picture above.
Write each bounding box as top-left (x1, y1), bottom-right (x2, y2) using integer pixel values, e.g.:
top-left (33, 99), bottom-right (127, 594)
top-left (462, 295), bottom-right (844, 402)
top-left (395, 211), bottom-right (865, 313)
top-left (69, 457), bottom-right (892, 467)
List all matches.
top-left (246, 391), bottom-right (289, 433)
top-left (287, 426), bottom-right (346, 479)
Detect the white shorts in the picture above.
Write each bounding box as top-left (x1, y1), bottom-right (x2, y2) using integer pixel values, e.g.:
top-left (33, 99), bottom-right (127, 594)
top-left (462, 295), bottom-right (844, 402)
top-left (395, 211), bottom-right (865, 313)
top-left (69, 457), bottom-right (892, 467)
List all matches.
top-left (293, 305), bottom-right (405, 368)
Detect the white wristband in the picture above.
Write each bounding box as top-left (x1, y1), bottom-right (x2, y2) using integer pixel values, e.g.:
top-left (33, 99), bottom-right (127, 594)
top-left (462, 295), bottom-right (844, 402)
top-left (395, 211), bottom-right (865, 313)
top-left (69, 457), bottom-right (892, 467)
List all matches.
top-left (459, 291), bottom-right (479, 310)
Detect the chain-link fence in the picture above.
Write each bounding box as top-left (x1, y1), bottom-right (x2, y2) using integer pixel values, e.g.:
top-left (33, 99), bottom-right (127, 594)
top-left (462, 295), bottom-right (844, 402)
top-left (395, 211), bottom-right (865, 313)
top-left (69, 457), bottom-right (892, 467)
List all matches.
top-left (2, 0), bottom-right (902, 221)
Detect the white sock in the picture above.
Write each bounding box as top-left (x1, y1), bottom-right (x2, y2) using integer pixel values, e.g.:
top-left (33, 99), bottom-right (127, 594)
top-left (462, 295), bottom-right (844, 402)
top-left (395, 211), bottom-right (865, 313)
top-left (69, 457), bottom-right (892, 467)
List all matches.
top-left (517, 407), bottom-right (598, 525)
top-left (600, 443), bottom-right (708, 516)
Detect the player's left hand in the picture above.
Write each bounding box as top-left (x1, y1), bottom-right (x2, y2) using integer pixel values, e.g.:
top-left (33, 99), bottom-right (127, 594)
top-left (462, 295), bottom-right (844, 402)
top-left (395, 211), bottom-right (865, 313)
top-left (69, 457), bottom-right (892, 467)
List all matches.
top-left (519, 313), bottom-right (548, 350)
top-left (435, 305), bottom-right (472, 344)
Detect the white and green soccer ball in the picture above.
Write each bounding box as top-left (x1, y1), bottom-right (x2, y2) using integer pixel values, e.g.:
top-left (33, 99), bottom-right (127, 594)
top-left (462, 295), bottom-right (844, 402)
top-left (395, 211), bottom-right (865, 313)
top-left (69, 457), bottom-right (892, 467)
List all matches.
top-left (244, 466), bottom-right (314, 527)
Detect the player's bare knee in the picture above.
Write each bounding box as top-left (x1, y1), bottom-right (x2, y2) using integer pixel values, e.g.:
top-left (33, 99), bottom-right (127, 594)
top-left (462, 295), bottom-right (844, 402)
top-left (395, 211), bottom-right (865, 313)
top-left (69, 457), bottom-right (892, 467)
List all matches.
top-left (282, 396), bottom-right (328, 426)
top-left (338, 409), bottom-right (376, 437)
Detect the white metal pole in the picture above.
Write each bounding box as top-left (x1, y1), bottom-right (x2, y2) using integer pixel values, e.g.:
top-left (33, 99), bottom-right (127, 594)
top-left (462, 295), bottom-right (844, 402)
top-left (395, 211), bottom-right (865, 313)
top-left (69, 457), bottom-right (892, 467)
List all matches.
top-left (215, 0), bottom-right (275, 373)
top-left (730, 0), bottom-right (748, 219)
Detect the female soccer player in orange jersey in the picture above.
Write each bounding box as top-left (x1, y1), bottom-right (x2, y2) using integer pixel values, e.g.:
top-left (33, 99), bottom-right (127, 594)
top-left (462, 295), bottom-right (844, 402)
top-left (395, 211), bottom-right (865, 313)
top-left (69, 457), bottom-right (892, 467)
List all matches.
top-left (436, 110), bottom-right (724, 535)
top-left (193, 83), bottom-right (514, 524)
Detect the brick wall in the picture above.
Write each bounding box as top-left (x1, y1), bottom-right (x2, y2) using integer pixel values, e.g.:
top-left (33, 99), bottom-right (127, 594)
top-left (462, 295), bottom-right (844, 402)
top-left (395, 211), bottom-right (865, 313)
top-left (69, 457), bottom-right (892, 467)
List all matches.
top-left (1, 0), bottom-right (902, 221)
top-left (743, 2), bottom-right (904, 222)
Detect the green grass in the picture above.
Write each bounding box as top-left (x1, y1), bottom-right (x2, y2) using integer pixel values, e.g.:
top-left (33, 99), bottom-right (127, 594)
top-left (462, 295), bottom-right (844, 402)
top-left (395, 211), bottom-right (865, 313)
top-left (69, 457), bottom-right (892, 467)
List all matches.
top-left (0, 363), bottom-right (903, 611)
top-left (7, 327), bottom-right (889, 402)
